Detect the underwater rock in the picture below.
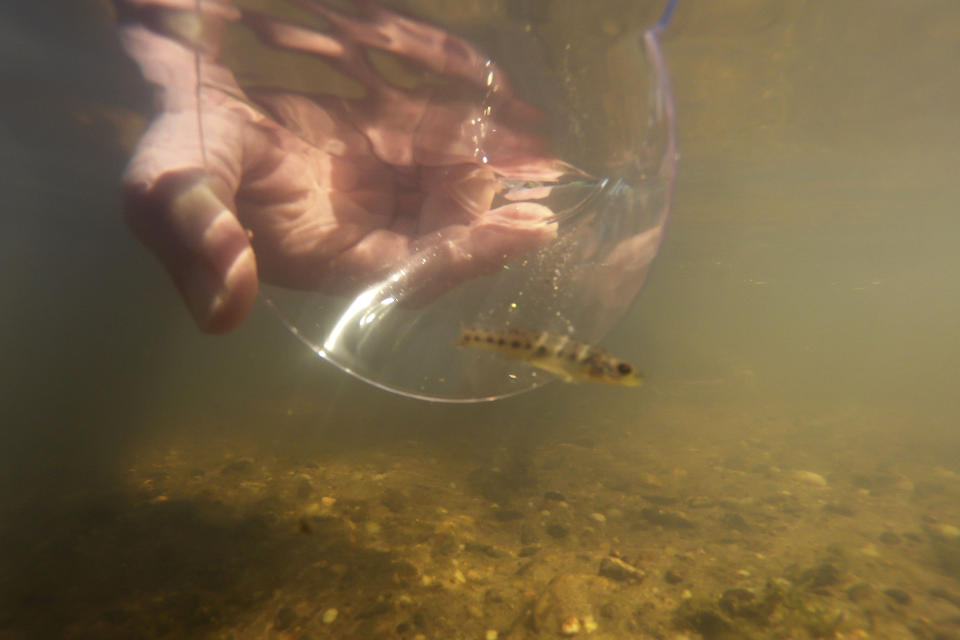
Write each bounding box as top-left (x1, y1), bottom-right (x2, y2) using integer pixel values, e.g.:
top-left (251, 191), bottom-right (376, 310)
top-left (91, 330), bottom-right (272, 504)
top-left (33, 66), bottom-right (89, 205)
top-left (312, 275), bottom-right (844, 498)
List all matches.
top-left (636, 507), bottom-right (694, 530)
top-left (821, 502), bottom-right (855, 517)
top-left (598, 556), bottom-right (645, 583)
top-left (492, 508), bottom-right (524, 522)
top-left (799, 562), bottom-right (841, 590)
top-left (928, 523), bottom-right (960, 540)
top-left (878, 531), bottom-right (902, 545)
top-left (430, 532), bottom-right (458, 558)
top-left (792, 470), bottom-right (827, 487)
top-left (883, 587), bottom-right (911, 605)
top-left (718, 588), bottom-right (756, 617)
top-left (640, 473), bottom-right (663, 488)
top-left (664, 570), bottom-right (684, 585)
top-left (846, 582), bottom-right (875, 603)
top-left (928, 524), bottom-right (960, 576)
top-left (295, 478), bottom-right (313, 499)
top-left (273, 607), bottom-right (297, 631)
top-left (721, 512), bottom-right (749, 531)
top-left (520, 523), bottom-right (540, 545)
top-left (220, 458), bottom-right (255, 476)
top-left (532, 574), bottom-right (605, 637)
top-left (464, 541), bottom-right (503, 559)
top-left (929, 586), bottom-right (960, 609)
top-left (676, 607), bottom-right (735, 640)
top-left (380, 489), bottom-right (409, 513)
top-left (546, 524), bottom-right (570, 540)
top-left (717, 583), bottom-right (782, 624)
top-left (913, 480), bottom-right (947, 499)
top-left (644, 494), bottom-right (680, 506)
top-left (467, 468), bottom-right (514, 504)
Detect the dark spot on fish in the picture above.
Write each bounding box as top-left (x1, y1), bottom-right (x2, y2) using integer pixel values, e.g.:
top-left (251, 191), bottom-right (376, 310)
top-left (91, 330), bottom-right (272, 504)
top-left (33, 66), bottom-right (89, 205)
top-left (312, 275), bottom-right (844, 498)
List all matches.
top-left (617, 362), bottom-right (633, 375)
top-left (534, 346), bottom-right (548, 357)
top-left (525, 342), bottom-right (532, 349)
top-left (486, 336), bottom-right (494, 343)
top-left (498, 338), bottom-right (506, 345)
top-left (567, 352), bottom-right (577, 361)
top-left (511, 340), bottom-right (521, 348)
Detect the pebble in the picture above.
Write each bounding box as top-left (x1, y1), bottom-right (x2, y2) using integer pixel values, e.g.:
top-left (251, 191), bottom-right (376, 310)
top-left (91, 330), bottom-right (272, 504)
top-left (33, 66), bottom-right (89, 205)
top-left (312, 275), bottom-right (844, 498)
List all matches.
top-left (583, 615), bottom-right (599, 633)
top-left (793, 470), bottom-right (828, 486)
top-left (466, 569), bottom-right (486, 582)
top-left (560, 616), bottom-right (581, 636)
top-left (929, 523), bottom-right (960, 540)
top-left (933, 467), bottom-right (957, 480)
top-left (590, 512), bottom-right (607, 524)
top-left (485, 630), bottom-right (498, 640)
top-left (322, 608), bottom-right (338, 624)
top-left (641, 473), bottom-right (663, 488)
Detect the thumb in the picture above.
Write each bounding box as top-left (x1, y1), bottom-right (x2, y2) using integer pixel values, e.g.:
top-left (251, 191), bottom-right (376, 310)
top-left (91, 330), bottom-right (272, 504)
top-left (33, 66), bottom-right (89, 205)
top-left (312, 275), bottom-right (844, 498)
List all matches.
top-left (124, 171), bottom-right (258, 333)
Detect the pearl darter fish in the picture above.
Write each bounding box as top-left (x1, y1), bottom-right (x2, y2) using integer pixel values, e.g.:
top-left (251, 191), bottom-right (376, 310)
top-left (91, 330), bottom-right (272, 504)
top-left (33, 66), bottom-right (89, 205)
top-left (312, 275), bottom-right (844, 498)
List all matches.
top-left (457, 327), bottom-right (643, 386)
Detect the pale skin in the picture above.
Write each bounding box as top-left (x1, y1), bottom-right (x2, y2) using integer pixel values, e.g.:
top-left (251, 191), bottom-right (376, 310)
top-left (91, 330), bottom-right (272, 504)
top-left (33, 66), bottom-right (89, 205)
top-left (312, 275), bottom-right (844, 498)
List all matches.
top-left (118, 0), bottom-right (574, 333)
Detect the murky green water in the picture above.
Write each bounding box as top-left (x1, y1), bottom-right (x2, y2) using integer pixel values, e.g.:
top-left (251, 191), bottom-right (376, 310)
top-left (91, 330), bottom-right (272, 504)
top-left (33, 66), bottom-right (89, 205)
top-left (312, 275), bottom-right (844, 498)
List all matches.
top-left (1, 1), bottom-right (959, 638)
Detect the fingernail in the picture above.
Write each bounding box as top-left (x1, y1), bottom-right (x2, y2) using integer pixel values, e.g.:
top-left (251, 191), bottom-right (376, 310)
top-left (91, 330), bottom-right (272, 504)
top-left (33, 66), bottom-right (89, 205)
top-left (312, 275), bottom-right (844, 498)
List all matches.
top-left (181, 262), bottom-right (227, 330)
top-left (184, 246), bottom-right (256, 332)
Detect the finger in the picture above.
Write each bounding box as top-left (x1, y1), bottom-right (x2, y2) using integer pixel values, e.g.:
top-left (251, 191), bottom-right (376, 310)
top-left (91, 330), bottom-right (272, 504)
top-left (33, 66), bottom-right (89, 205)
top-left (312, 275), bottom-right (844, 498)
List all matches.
top-left (306, 202), bottom-right (557, 303)
top-left (124, 172), bottom-right (258, 333)
top-left (401, 202), bottom-right (559, 306)
top-left (238, 8), bottom-right (384, 90)
top-left (349, 0), bottom-right (546, 128)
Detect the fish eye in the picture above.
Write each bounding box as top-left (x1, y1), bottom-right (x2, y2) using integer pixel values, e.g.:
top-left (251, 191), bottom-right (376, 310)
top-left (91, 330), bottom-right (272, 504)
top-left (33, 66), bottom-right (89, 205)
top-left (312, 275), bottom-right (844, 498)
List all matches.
top-left (616, 362), bottom-right (633, 375)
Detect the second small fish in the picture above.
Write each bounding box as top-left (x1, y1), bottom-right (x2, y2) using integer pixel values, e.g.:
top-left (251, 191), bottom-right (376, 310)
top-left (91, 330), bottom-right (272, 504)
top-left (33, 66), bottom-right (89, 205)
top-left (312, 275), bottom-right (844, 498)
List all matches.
top-left (457, 327), bottom-right (643, 386)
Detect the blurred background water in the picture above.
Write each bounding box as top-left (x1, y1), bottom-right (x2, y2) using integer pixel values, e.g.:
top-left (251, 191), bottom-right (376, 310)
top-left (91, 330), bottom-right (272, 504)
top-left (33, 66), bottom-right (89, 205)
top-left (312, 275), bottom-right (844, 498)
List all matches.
top-left (1, 0), bottom-right (959, 637)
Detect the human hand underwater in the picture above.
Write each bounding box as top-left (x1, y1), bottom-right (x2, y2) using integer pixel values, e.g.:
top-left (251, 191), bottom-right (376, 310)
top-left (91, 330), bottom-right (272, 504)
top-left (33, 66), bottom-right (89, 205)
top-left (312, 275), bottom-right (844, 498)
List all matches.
top-left (118, 0), bottom-right (574, 332)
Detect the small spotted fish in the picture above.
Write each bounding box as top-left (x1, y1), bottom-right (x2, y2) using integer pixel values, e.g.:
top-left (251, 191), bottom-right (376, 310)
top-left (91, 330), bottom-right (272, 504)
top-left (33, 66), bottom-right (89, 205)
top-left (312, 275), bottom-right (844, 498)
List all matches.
top-left (456, 327), bottom-right (643, 386)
